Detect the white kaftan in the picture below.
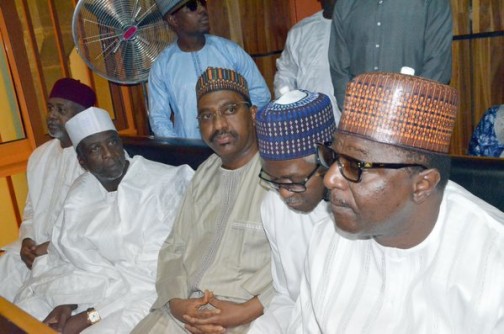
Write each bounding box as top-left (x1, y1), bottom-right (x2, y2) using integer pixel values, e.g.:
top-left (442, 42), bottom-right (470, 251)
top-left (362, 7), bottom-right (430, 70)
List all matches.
top-left (288, 181), bottom-right (504, 333)
top-left (274, 11), bottom-right (340, 124)
top-left (0, 139), bottom-right (83, 301)
top-left (14, 156), bottom-right (193, 333)
top-left (249, 191), bottom-right (331, 333)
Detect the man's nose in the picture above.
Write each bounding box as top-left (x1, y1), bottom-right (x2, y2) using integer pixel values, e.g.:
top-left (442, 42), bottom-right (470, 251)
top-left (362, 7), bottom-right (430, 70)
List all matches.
top-left (101, 145), bottom-right (113, 159)
top-left (47, 108), bottom-right (57, 119)
top-left (212, 113), bottom-right (228, 129)
top-left (324, 163), bottom-right (347, 190)
top-left (278, 186), bottom-right (295, 199)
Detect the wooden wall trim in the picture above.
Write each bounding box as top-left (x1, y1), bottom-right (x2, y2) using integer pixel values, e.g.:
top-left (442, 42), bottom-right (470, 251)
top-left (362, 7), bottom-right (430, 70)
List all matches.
top-left (48, 0), bottom-right (70, 77)
top-left (0, 1), bottom-right (46, 147)
top-left (19, 0), bottom-right (49, 112)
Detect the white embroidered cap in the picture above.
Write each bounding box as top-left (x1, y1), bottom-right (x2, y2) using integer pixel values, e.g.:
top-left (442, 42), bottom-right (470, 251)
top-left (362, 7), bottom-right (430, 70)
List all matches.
top-left (65, 106), bottom-right (116, 149)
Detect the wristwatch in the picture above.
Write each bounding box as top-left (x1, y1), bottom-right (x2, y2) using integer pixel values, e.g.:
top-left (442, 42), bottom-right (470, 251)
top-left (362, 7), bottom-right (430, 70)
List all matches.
top-left (86, 308), bottom-right (101, 325)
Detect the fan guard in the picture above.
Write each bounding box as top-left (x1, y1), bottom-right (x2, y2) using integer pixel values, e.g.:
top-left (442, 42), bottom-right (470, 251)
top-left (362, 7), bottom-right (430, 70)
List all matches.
top-left (72, 0), bottom-right (175, 84)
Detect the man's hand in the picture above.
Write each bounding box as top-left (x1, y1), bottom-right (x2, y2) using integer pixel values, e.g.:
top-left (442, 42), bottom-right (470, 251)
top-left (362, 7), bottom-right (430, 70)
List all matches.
top-left (169, 291), bottom-right (217, 322)
top-left (35, 241), bottom-right (50, 256)
top-left (169, 291), bottom-right (224, 334)
top-left (61, 311), bottom-right (91, 334)
top-left (20, 238), bottom-right (37, 269)
top-left (43, 304), bottom-right (77, 333)
top-left (183, 296), bottom-right (264, 332)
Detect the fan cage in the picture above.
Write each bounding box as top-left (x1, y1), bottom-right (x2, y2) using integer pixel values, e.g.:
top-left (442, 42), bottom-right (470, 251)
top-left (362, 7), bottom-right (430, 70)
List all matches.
top-left (72, 0), bottom-right (175, 84)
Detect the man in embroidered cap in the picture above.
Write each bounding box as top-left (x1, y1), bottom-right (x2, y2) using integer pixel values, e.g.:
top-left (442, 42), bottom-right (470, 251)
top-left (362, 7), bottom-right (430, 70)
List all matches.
top-left (247, 89), bottom-right (336, 333)
top-left (134, 67), bottom-right (272, 334)
top-left (14, 107), bottom-right (194, 333)
top-left (148, 0), bottom-right (270, 139)
top-left (0, 78), bottom-right (95, 301)
top-left (288, 73), bottom-right (504, 333)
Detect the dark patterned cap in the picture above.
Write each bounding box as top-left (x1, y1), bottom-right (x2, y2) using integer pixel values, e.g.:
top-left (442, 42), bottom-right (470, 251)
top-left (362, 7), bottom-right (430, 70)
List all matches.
top-left (155, 0), bottom-right (189, 16)
top-left (196, 67), bottom-right (250, 101)
top-left (339, 72), bottom-right (459, 153)
top-left (49, 78), bottom-right (96, 109)
top-left (256, 89), bottom-right (336, 160)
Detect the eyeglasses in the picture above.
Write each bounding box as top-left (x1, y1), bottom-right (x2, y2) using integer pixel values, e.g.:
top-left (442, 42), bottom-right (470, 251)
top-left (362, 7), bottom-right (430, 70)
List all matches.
top-left (173, 0), bottom-right (207, 13)
top-left (196, 101), bottom-right (250, 123)
top-left (258, 165), bottom-right (322, 193)
top-left (316, 142), bottom-right (427, 183)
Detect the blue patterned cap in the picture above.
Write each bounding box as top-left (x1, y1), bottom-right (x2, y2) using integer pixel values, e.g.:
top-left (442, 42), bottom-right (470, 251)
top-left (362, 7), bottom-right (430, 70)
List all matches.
top-left (256, 90), bottom-right (336, 160)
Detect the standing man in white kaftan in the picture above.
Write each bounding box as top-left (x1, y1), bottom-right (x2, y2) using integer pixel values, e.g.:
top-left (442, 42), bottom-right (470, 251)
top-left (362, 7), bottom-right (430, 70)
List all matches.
top-left (134, 67), bottom-right (272, 334)
top-left (249, 89), bottom-right (336, 333)
top-left (14, 107), bottom-right (194, 334)
top-left (274, 0), bottom-right (340, 124)
top-left (289, 72), bottom-right (504, 333)
top-left (0, 78), bottom-right (96, 301)
top-left (149, 0), bottom-right (270, 138)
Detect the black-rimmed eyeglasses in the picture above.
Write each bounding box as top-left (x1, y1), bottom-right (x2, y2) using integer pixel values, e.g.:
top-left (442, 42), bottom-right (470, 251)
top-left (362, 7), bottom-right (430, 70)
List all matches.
top-left (316, 142), bottom-right (427, 183)
top-left (258, 165), bottom-right (321, 193)
top-left (173, 0), bottom-right (207, 13)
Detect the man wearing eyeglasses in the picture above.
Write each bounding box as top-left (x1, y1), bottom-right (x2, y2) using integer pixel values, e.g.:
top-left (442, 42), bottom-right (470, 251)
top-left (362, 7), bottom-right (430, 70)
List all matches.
top-left (288, 72), bottom-right (504, 333)
top-left (149, 0), bottom-right (270, 139)
top-left (134, 67), bottom-right (272, 334)
top-left (247, 89), bottom-right (336, 333)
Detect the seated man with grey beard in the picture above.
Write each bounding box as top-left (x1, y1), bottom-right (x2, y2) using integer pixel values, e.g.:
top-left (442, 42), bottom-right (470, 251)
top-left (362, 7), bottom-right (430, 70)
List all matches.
top-left (0, 78), bottom-right (94, 302)
top-left (14, 107), bottom-right (194, 334)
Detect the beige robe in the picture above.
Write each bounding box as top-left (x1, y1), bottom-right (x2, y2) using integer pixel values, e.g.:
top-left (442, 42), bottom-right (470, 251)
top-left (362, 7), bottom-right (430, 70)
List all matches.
top-left (134, 153), bottom-right (273, 333)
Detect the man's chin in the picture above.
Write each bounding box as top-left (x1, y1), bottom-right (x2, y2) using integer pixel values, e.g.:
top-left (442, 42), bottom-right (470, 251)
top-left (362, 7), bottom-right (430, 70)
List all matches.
top-left (48, 130), bottom-right (62, 139)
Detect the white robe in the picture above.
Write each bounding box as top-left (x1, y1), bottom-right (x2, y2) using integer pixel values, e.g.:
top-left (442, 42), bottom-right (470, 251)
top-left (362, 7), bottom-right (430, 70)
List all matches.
top-left (0, 139), bottom-right (83, 301)
top-left (249, 191), bottom-right (331, 333)
top-left (274, 10), bottom-right (340, 124)
top-left (288, 181), bottom-right (504, 333)
top-left (14, 156), bottom-right (194, 333)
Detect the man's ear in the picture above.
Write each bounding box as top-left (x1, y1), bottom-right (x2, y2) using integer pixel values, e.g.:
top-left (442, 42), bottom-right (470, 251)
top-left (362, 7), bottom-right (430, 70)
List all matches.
top-left (412, 168), bottom-right (441, 203)
top-left (167, 14), bottom-right (178, 30)
top-left (77, 153), bottom-right (89, 171)
top-left (250, 105), bottom-right (258, 125)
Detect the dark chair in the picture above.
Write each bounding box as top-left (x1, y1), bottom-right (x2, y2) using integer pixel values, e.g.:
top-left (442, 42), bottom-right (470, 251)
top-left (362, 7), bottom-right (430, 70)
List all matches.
top-left (121, 136), bottom-right (504, 212)
top-left (122, 135), bottom-right (213, 170)
top-left (449, 155), bottom-right (504, 212)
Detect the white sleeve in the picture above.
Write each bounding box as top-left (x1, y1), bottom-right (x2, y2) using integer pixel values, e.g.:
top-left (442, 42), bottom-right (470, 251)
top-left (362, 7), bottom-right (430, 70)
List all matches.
top-left (18, 192), bottom-right (35, 241)
top-left (273, 29), bottom-right (299, 99)
top-left (287, 253), bottom-right (321, 334)
top-left (147, 59), bottom-right (176, 137)
top-left (250, 195), bottom-right (296, 333)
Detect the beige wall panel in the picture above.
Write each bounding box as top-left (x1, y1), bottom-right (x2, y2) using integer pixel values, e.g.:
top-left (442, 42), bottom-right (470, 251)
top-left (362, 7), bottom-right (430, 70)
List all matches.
top-left (0, 178), bottom-right (19, 247)
top-left (450, 40), bottom-right (473, 155)
top-left (451, 0), bottom-right (471, 35)
top-left (471, 36), bottom-right (504, 124)
top-left (472, 0), bottom-right (504, 33)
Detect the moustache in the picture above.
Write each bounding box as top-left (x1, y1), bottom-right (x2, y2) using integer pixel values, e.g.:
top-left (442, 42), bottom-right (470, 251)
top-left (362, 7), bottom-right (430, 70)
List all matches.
top-left (330, 194), bottom-right (349, 208)
top-left (210, 130), bottom-right (236, 143)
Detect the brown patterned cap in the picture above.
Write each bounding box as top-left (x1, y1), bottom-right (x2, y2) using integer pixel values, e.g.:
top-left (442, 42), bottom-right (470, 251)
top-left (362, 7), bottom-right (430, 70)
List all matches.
top-left (196, 67), bottom-right (249, 101)
top-left (339, 72), bottom-right (459, 153)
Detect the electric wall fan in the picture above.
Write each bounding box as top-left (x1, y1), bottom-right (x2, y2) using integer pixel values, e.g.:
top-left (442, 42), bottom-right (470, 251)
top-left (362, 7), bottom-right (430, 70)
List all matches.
top-left (72, 0), bottom-right (175, 85)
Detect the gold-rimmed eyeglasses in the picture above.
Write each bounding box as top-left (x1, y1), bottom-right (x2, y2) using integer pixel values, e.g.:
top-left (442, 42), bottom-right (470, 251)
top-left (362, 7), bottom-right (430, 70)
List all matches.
top-left (196, 101), bottom-right (250, 123)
